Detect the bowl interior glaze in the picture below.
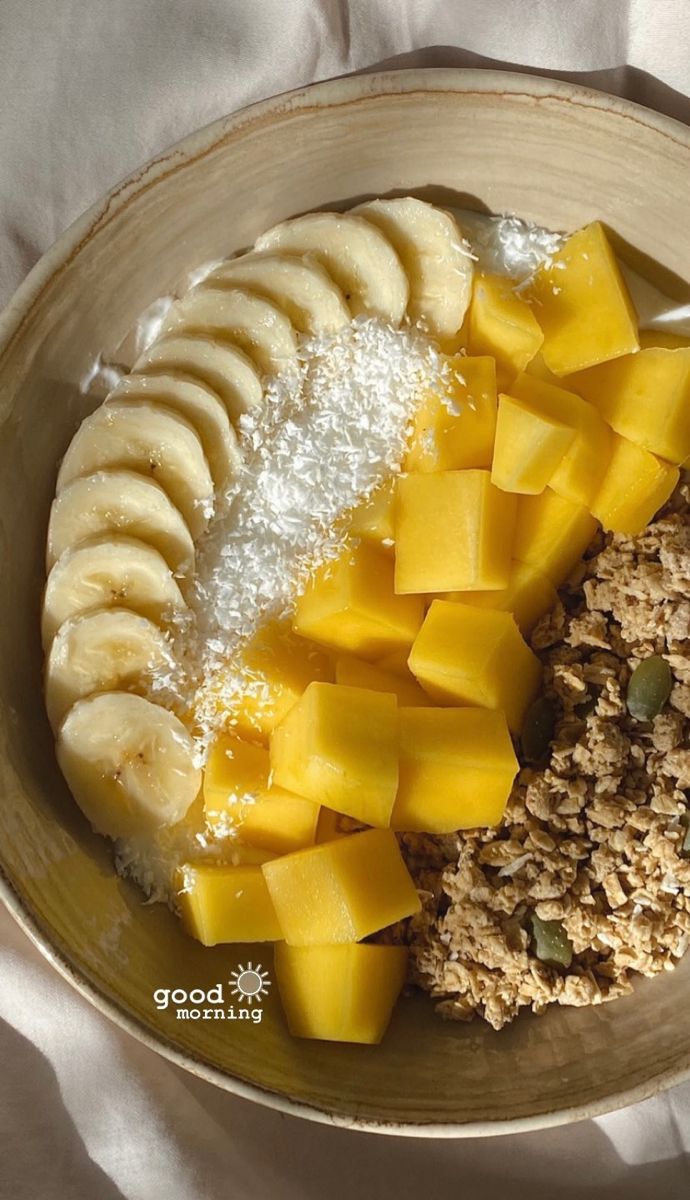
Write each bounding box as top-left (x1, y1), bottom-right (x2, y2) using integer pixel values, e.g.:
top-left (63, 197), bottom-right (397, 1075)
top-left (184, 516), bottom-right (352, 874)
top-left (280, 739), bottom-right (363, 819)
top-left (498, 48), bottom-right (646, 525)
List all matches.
top-left (1, 69), bottom-right (690, 1135)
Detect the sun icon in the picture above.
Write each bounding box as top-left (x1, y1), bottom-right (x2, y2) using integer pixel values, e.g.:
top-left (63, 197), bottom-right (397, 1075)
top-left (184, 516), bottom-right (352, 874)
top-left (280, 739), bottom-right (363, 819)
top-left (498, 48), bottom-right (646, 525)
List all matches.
top-left (228, 962), bottom-right (271, 1004)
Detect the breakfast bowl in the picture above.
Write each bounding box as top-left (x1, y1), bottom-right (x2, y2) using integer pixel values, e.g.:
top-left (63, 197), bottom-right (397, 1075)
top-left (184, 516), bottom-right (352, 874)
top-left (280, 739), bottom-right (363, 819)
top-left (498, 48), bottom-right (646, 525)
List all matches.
top-left (2, 68), bottom-right (690, 1136)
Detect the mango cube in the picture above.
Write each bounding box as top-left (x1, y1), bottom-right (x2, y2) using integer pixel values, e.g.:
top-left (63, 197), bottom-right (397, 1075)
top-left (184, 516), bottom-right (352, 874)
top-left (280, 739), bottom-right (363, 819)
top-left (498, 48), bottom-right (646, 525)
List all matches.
top-left (274, 942), bottom-right (408, 1043)
top-left (590, 434), bottom-right (679, 535)
top-left (392, 707), bottom-right (518, 832)
top-left (408, 600), bottom-right (541, 734)
top-left (293, 542), bottom-right (423, 659)
top-left (213, 620), bottom-right (332, 744)
top-left (446, 558), bottom-right (557, 634)
top-left (176, 863), bottom-right (282, 945)
top-left (404, 355), bottom-right (497, 472)
top-left (334, 654), bottom-right (431, 706)
top-left (567, 347), bottom-right (690, 465)
top-left (239, 790), bottom-right (319, 856)
top-left (513, 488), bottom-right (598, 586)
top-left (508, 372), bottom-right (612, 506)
top-left (270, 682), bottom-right (399, 827)
top-left (315, 806), bottom-right (347, 843)
top-left (262, 828), bottom-right (421, 945)
top-left (394, 470), bottom-right (516, 594)
top-left (529, 222), bottom-right (639, 376)
top-left (639, 330), bottom-right (690, 351)
top-left (349, 477), bottom-right (396, 549)
top-left (467, 273), bottom-right (544, 384)
top-left (491, 392), bottom-right (575, 494)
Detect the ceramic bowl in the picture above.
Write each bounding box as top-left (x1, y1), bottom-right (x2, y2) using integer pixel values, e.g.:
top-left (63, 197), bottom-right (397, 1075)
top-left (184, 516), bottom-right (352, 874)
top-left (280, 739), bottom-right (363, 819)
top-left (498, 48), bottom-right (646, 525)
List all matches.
top-left (2, 69), bottom-right (690, 1136)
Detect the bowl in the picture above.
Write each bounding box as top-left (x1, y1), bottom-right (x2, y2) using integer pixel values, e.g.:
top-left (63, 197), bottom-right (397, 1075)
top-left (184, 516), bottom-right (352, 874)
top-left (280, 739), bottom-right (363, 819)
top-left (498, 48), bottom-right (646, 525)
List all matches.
top-left (2, 68), bottom-right (690, 1137)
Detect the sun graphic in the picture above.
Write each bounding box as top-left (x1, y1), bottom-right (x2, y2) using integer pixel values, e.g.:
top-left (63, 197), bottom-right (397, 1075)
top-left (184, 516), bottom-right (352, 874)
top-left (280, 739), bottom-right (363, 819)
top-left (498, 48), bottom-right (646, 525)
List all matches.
top-left (228, 962), bottom-right (271, 1004)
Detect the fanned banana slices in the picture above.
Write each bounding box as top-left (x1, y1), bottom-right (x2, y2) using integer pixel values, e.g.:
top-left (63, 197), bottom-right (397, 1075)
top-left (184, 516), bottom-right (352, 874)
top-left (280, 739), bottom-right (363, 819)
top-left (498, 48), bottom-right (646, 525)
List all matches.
top-left (44, 196), bottom-right (472, 843)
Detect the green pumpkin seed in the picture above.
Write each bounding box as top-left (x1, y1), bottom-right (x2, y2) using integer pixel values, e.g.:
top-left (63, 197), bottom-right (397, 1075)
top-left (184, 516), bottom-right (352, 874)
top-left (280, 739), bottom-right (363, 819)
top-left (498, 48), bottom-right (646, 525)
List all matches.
top-left (626, 656), bottom-right (672, 722)
top-left (521, 697), bottom-right (557, 764)
top-left (529, 914), bottom-right (573, 969)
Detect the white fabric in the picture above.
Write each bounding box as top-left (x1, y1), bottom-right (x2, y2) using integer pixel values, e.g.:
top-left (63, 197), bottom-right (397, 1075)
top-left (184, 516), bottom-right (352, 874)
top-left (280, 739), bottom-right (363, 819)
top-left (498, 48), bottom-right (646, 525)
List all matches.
top-left (2, 1), bottom-right (690, 1194)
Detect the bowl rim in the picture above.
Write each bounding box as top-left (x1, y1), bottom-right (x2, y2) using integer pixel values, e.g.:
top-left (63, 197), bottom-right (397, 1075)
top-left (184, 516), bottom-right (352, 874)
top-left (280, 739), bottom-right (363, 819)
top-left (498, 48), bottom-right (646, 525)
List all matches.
top-left (2, 65), bottom-right (690, 1137)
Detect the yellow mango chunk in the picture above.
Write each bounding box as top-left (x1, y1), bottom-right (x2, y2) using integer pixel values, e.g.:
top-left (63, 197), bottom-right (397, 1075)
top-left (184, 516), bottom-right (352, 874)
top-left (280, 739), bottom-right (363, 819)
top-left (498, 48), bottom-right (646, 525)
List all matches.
top-left (392, 707), bottom-right (518, 833)
top-left (293, 542), bottom-right (423, 659)
top-left (262, 828), bottom-right (421, 945)
top-left (491, 392), bottom-right (575, 494)
top-left (508, 372), bottom-right (612, 506)
top-left (334, 654), bottom-right (431, 705)
top-left (274, 942), bottom-right (408, 1044)
top-left (376, 648), bottom-right (414, 676)
top-left (446, 558), bottom-right (557, 635)
top-left (213, 620), bottom-right (332, 744)
top-left (349, 478), bottom-right (396, 550)
top-left (590, 434), bottom-right (679, 535)
top-left (203, 734), bottom-right (319, 854)
top-left (639, 330), bottom-right (690, 351)
top-left (529, 222), bottom-right (639, 375)
top-left (467, 273), bottom-right (544, 384)
top-left (404, 355), bottom-right (497, 472)
top-left (408, 600), bottom-right (541, 734)
top-left (567, 347), bottom-right (690, 465)
top-left (513, 488), bottom-right (598, 586)
top-left (270, 681), bottom-right (399, 827)
top-left (315, 806), bottom-right (347, 843)
top-left (176, 863), bottom-right (282, 945)
top-left (394, 470), bottom-right (516, 594)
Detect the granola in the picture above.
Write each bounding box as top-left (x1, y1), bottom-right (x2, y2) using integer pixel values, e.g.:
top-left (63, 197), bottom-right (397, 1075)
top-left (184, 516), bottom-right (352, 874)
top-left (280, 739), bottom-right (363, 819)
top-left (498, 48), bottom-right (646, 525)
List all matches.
top-left (398, 484), bottom-right (690, 1030)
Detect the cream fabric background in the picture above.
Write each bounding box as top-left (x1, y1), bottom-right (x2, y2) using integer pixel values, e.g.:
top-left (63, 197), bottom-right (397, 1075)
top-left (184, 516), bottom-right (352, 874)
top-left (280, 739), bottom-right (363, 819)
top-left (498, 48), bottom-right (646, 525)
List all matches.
top-left (2, 1), bottom-right (690, 1195)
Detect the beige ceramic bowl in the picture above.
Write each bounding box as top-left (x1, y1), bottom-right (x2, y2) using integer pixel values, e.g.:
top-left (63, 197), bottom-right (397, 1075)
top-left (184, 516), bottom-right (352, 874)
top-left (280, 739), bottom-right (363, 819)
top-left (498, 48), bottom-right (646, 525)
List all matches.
top-left (2, 69), bottom-right (690, 1136)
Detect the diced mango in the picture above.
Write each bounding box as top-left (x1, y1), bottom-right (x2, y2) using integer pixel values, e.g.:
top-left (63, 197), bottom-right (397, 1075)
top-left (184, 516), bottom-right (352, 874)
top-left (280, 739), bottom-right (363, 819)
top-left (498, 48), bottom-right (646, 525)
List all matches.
top-left (334, 654), bottom-right (430, 705)
top-left (270, 682), bottom-right (399, 827)
top-left (529, 222), bottom-right (639, 376)
top-left (446, 558), bottom-right (557, 635)
top-left (293, 542), bottom-right (423, 659)
top-left (394, 470), bottom-right (516, 594)
top-left (567, 347), bottom-right (690, 465)
top-left (392, 707), bottom-right (518, 832)
top-left (176, 863), bottom-right (282, 945)
top-left (262, 828), bottom-right (421, 945)
top-left (491, 392), bottom-right (575, 494)
top-left (508, 372), bottom-right (612, 506)
top-left (408, 600), bottom-right (542, 734)
top-left (349, 478), bottom-right (396, 550)
top-left (203, 734), bottom-right (318, 854)
top-left (315, 806), bottom-right (347, 843)
top-left (513, 488), bottom-right (598, 586)
top-left (467, 273), bottom-right (544, 384)
top-left (274, 942), bottom-right (408, 1044)
top-left (213, 620), bottom-right (332, 744)
top-left (639, 330), bottom-right (690, 351)
top-left (404, 355), bottom-right (497, 472)
top-left (376, 649), bottom-right (414, 677)
top-left (590, 434), bottom-right (679, 535)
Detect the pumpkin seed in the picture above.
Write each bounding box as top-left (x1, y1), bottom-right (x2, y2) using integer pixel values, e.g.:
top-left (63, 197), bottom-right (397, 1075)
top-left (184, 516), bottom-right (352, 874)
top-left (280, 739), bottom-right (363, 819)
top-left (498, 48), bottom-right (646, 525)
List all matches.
top-left (626, 656), bottom-right (672, 722)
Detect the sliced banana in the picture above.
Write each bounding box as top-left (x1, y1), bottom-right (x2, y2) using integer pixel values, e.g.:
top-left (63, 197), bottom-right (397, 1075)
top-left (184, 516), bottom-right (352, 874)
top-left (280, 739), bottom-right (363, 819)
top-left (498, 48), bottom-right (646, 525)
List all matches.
top-left (254, 212), bottom-right (409, 324)
top-left (133, 335), bottom-right (263, 423)
top-left (42, 535), bottom-right (187, 649)
top-left (56, 399), bottom-right (214, 539)
top-left (105, 374), bottom-right (240, 490)
top-left (57, 691), bottom-right (200, 839)
top-left (45, 607), bottom-right (177, 729)
top-left (46, 470), bottom-right (195, 576)
top-left (158, 286), bottom-right (298, 376)
top-left (206, 253), bottom-right (350, 334)
top-left (353, 198), bottom-right (473, 341)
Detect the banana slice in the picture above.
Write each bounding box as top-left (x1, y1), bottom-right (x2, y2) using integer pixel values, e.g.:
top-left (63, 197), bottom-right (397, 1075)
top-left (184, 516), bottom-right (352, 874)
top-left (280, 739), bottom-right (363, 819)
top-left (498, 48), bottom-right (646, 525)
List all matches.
top-left (56, 399), bottom-right (214, 539)
top-left (57, 691), bottom-right (200, 838)
top-left (353, 198), bottom-right (473, 340)
top-left (46, 470), bottom-right (195, 576)
top-left (45, 607), bottom-right (177, 729)
top-left (159, 286), bottom-right (297, 376)
top-left (254, 212), bottom-right (409, 324)
top-left (206, 253), bottom-right (350, 334)
top-left (42, 535), bottom-right (187, 649)
top-left (133, 335), bottom-right (263, 423)
top-left (105, 374), bottom-right (240, 490)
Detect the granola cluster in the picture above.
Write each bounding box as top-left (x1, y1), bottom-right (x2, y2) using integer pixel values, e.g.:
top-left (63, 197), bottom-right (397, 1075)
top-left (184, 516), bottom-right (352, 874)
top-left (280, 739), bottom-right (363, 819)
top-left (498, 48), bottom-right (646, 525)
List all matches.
top-left (399, 485), bottom-right (690, 1030)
